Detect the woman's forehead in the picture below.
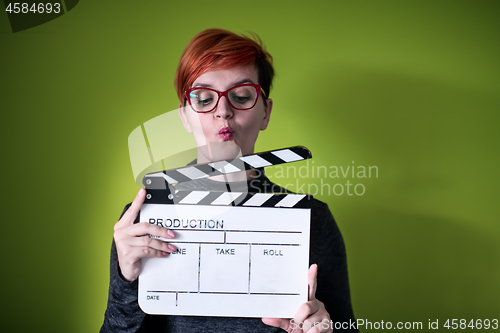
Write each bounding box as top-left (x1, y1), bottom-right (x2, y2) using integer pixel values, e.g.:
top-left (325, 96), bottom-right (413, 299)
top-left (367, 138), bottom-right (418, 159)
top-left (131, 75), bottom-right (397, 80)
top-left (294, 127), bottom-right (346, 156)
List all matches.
top-left (192, 64), bottom-right (258, 89)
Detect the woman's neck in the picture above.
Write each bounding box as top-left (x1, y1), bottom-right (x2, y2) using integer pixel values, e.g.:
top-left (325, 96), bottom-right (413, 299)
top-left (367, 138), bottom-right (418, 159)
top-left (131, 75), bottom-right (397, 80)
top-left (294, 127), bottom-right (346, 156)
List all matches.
top-left (195, 144), bottom-right (259, 182)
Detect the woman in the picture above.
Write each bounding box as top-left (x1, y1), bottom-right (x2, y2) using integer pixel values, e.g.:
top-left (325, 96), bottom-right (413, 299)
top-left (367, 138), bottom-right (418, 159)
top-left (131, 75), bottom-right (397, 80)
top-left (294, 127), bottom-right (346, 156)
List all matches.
top-left (101, 28), bottom-right (357, 333)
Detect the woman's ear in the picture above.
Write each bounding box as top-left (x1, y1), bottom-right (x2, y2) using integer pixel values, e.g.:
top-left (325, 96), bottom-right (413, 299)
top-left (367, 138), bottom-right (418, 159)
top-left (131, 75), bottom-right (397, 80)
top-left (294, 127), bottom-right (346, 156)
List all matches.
top-left (260, 98), bottom-right (273, 131)
top-left (178, 102), bottom-right (192, 133)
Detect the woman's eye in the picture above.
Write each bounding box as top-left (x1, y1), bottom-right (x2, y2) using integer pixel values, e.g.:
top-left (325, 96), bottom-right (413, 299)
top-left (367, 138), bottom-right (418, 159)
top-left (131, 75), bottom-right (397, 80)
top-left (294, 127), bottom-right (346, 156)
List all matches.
top-left (233, 95), bottom-right (251, 103)
top-left (197, 98), bottom-right (213, 105)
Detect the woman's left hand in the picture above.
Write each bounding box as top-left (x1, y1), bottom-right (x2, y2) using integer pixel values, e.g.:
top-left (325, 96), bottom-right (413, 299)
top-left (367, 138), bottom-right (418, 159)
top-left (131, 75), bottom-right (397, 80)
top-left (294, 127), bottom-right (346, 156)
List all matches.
top-left (262, 264), bottom-right (333, 333)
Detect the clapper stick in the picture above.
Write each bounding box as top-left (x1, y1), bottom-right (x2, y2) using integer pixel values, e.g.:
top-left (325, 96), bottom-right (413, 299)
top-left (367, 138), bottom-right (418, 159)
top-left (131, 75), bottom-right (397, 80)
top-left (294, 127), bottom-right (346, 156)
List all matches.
top-left (143, 146), bottom-right (312, 188)
top-left (145, 191), bottom-right (311, 208)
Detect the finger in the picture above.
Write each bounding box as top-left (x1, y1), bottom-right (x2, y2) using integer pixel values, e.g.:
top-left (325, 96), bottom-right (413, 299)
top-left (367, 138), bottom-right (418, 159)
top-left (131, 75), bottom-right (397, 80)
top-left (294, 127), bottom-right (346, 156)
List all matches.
top-left (303, 320), bottom-right (319, 333)
top-left (122, 245), bottom-right (173, 262)
top-left (127, 236), bottom-right (177, 253)
top-left (302, 309), bottom-right (329, 333)
top-left (123, 222), bottom-right (176, 239)
top-left (261, 318), bottom-right (290, 331)
top-left (121, 188), bottom-right (146, 223)
top-left (115, 188), bottom-right (146, 229)
top-left (305, 319), bottom-right (332, 333)
top-left (308, 263), bottom-right (318, 301)
top-left (294, 300), bottom-right (321, 325)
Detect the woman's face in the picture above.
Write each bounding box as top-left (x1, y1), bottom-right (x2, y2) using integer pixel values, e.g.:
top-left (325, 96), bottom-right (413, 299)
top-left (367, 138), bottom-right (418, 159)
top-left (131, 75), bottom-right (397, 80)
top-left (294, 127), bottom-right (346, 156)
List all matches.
top-left (178, 64), bottom-right (273, 163)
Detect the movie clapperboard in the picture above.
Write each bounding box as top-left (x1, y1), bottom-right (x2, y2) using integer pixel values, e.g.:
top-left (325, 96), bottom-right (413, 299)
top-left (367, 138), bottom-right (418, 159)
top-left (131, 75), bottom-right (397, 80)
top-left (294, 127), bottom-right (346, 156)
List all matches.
top-left (139, 146), bottom-right (313, 318)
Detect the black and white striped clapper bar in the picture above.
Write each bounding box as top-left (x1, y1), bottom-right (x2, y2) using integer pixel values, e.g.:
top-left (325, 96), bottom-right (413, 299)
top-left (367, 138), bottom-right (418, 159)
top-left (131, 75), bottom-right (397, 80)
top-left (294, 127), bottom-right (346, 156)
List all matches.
top-left (143, 146), bottom-right (311, 186)
top-left (138, 146), bottom-right (313, 318)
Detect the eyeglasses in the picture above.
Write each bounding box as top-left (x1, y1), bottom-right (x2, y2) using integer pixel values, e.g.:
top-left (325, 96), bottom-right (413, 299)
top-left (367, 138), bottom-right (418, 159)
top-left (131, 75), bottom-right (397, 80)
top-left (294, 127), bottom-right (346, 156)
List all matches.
top-left (185, 84), bottom-right (267, 113)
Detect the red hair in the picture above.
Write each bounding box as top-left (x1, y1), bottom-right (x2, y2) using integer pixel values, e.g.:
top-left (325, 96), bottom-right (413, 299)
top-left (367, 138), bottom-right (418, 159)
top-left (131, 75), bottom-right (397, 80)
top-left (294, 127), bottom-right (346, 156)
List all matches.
top-left (174, 28), bottom-right (274, 103)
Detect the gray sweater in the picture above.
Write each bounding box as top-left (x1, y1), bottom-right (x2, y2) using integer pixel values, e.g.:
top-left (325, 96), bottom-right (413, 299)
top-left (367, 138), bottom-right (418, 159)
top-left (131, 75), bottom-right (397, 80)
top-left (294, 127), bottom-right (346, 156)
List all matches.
top-left (100, 170), bottom-right (357, 332)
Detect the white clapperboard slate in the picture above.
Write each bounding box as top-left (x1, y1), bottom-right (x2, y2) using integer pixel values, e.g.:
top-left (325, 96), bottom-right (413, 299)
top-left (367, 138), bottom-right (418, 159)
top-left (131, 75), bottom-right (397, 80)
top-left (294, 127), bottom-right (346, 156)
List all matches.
top-left (139, 146), bottom-right (312, 318)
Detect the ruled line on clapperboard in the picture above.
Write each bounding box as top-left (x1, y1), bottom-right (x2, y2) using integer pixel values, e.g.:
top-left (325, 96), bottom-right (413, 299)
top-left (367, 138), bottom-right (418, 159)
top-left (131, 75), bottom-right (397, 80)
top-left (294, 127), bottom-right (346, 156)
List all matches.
top-left (149, 228), bottom-right (302, 245)
top-left (147, 291), bottom-right (300, 295)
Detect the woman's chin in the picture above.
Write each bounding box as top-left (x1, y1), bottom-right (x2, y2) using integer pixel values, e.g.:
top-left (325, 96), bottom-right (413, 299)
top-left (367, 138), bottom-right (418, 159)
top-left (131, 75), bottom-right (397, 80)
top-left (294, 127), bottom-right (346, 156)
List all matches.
top-left (197, 141), bottom-right (243, 162)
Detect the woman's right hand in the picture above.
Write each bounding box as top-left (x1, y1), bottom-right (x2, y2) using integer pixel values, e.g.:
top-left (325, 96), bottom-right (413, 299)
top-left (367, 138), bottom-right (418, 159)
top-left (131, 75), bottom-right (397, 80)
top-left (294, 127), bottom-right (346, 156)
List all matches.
top-left (113, 188), bottom-right (176, 282)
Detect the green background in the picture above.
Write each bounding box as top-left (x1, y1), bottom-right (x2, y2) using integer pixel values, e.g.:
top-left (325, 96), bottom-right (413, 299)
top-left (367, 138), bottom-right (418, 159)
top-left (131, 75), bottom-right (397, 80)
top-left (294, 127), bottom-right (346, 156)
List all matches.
top-left (1, 1), bottom-right (499, 332)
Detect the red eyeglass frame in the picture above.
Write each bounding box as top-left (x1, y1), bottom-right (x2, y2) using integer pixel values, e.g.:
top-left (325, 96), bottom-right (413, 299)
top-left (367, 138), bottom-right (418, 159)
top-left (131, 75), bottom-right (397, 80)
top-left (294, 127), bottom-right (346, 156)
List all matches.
top-left (184, 84), bottom-right (267, 113)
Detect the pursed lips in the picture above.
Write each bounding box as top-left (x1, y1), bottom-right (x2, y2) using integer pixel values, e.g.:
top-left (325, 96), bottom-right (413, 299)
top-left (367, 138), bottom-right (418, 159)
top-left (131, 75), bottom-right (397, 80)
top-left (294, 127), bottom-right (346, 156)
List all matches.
top-left (218, 126), bottom-right (234, 141)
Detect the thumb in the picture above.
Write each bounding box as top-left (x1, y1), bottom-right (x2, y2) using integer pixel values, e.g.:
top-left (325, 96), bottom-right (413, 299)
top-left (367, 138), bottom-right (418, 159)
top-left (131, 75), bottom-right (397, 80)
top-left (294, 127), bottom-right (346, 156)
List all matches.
top-left (115, 188), bottom-right (146, 229)
top-left (262, 318), bottom-right (291, 331)
top-left (308, 263), bottom-right (318, 301)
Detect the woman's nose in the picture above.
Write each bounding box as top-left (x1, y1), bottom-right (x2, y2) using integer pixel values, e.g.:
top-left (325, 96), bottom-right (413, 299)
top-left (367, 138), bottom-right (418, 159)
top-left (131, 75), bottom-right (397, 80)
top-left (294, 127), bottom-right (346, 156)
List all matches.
top-left (214, 95), bottom-right (233, 119)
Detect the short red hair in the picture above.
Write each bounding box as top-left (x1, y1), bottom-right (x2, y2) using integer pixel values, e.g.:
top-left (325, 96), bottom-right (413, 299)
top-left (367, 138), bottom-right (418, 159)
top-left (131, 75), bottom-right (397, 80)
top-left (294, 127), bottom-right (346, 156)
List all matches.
top-left (174, 28), bottom-right (274, 103)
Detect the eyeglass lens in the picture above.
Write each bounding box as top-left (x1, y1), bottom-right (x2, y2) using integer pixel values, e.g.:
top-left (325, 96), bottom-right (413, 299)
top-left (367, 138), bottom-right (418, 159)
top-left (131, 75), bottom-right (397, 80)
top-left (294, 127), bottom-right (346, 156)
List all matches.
top-left (189, 86), bottom-right (258, 112)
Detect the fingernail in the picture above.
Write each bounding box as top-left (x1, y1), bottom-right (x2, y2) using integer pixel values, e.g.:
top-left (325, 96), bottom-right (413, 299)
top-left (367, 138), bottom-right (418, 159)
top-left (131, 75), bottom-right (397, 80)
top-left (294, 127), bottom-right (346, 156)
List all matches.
top-left (162, 251), bottom-right (169, 256)
top-left (139, 188), bottom-right (145, 195)
top-left (168, 244), bottom-right (176, 251)
top-left (167, 230), bottom-right (175, 238)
